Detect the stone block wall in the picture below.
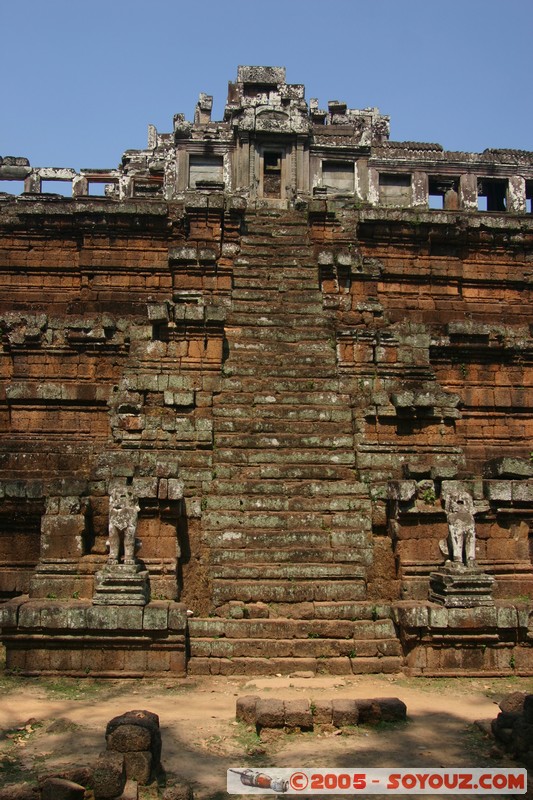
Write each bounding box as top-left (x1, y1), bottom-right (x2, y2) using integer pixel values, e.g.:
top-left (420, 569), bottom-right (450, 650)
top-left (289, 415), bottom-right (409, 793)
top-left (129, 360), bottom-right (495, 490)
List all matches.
top-left (0, 66), bottom-right (532, 675)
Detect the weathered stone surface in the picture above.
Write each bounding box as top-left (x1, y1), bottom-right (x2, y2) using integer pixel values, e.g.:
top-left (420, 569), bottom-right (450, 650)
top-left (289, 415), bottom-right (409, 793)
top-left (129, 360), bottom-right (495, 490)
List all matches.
top-left (255, 699), bottom-right (284, 728)
top-left (107, 723), bottom-right (152, 752)
top-left (331, 699), bottom-right (359, 726)
top-left (106, 710), bottom-right (161, 762)
top-left (93, 751), bottom-right (126, 799)
top-left (41, 778), bottom-right (85, 800)
top-left (283, 699), bottom-right (313, 728)
top-left (375, 698), bottom-right (407, 722)
top-left (2, 65), bottom-right (533, 680)
top-left (354, 699), bottom-right (382, 724)
top-left (500, 692), bottom-right (527, 715)
top-left (162, 781), bottom-right (194, 800)
top-left (236, 695), bottom-right (259, 725)
top-left (124, 750), bottom-right (152, 784)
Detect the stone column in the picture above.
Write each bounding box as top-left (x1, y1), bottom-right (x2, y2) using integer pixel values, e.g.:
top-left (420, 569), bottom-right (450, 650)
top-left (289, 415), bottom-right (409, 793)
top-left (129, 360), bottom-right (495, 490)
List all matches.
top-left (459, 173), bottom-right (478, 210)
top-left (507, 175), bottom-right (526, 214)
top-left (412, 171), bottom-right (429, 208)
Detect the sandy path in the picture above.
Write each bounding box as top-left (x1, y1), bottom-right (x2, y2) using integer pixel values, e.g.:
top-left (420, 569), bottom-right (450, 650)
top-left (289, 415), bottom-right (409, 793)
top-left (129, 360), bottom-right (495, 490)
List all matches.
top-left (0, 674), bottom-right (530, 798)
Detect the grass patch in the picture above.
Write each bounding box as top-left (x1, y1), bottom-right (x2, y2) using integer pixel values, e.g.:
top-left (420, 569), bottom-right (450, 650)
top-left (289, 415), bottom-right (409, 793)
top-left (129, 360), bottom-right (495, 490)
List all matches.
top-left (394, 675), bottom-right (533, 698)
top-left (234, 722), bottom-right (263, 755)
top-left (0, 753), bottom-right (24, 787)
top-left (38, 678), bottom-right (111, 700)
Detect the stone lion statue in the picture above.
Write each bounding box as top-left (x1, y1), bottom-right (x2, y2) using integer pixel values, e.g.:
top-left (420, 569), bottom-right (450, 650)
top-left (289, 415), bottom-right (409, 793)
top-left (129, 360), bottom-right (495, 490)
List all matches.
top-left (443, 489), bottom-right (476, 567)
top-left (107, 486), bottom-right (140, 565)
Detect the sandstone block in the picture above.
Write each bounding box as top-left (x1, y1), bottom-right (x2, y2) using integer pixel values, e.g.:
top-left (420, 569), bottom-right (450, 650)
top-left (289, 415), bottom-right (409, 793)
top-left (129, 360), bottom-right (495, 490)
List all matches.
top-left (124, 750), bottom-right (152, 784)
top-left (106, 710), bottom-right (161, 762)
top-left (236, 695), bottom-right (259, 725)
top-left (354, 699), bottom-right (382, 725)
top-left (283, 699), bottom-right (313, 728)
top-left (107, 723), bottom-right (152, 752)
top-left (331, 699), bottom-right (358, 727)
top-left (93, 751), bottom-right (126, 800)
top-left (162, 781), bottom-right (194, 800)
top-left (41, 778), bottom-right (86, 800)
top-left (522, 694), bottom-right (533, 723)
top-left (256, 699), bottom-right (284, 728)
top-left (375, 697), bottom-right (407, 722)
top-left (311, 700), bottom-right (332, 724)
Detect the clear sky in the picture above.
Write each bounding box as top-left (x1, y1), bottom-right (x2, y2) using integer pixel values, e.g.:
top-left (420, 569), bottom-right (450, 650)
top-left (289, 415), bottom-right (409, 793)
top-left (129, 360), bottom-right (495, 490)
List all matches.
top-left (1, 0), bottom-right (532, 171)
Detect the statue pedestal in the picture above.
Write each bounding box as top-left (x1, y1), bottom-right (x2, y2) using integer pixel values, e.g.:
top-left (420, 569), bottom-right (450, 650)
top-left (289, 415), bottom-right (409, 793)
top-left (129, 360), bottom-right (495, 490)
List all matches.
top-left (93, 563), bottom-right (149, 606)
top-left (429, 563), bottom-right (494, 607)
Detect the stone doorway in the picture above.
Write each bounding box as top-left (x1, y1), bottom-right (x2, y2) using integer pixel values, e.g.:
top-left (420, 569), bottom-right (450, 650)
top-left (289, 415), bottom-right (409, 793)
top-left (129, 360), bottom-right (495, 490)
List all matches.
top-left (262, 150), bottom-right (283, 197)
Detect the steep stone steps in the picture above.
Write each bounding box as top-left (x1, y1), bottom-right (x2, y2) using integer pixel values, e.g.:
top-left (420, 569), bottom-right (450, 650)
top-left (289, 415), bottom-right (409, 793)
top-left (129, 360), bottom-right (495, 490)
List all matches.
top-left (212, 450), bottom-right (356, 467)
top-left (212, 406), bottom-right (352, 423)
top-left (208, 546), bottom-right (367, 563)
top-left (204, 531), bottom-right (368, 551)
top-left (187, 609), bottom-right (402, 675)
top-left (213, 433), bottom-right (354, 450)
top-left (213, 389), bottom-right (350, 405)
top-left (189, 617), bottom-right (397, 640)
top-left (211, 579), bottom-right (367, 605)
top-left (208, 479), bottom-right (368, 497)
top-left (213, 420), bottom-right (352, 436)
top-left (194, 207), bottom-right (402, 672)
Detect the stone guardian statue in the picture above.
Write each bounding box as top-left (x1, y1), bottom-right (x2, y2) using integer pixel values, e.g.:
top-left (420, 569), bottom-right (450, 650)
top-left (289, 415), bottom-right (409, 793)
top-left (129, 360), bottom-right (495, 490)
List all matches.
top-left (107, 486), bottom-right (140, 566)
top-left (444, 489), bottom-right (476, 567)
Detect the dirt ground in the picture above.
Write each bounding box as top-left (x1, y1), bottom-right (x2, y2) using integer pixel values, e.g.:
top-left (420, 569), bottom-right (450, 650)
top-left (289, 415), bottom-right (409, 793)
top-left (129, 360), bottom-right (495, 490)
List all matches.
top-left (0, 670), bottom-right (531, 799)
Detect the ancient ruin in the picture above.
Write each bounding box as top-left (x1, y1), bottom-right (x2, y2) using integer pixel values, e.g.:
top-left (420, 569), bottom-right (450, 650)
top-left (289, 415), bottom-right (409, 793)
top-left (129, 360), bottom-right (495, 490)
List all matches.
top-left (0, 65), bottom-right (532, 676)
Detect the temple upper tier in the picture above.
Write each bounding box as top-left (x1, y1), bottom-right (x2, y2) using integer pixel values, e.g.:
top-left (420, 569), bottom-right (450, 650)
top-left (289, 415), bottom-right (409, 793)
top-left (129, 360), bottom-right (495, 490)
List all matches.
top-left (1, 65), bottom-right (533, 213)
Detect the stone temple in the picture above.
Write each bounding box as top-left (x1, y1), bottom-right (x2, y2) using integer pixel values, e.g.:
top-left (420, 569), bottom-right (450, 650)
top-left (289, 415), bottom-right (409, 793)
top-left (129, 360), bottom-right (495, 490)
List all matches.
top-left (0, 66), bottom-right (532, 677)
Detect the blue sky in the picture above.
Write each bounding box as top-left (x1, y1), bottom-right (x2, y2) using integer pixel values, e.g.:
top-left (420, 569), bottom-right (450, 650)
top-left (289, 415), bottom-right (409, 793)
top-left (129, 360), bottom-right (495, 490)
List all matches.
top-left (1, 0), bottom-right (532, 171)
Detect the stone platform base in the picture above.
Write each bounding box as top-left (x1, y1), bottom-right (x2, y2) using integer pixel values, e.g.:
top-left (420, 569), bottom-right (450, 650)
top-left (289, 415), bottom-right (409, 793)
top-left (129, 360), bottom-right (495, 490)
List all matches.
top-left (93, 563), bottom-right (149, 606)
top-left (429, 564), bottom-right (495, 607)
top-left (394, 600), bottom-right (533, 676)
top-left (0, 597), bottom-right (187, 677)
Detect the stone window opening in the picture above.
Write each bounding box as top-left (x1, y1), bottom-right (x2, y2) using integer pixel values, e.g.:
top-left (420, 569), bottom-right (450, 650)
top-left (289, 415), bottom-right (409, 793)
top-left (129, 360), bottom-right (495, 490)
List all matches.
top-left (526, 180), bottom-right (533, 214)
top-left (379, 172), bottom-right (412, 206)
top-left (0, 180), bottom-right (25, 195)
top-left (40, 180), bottom-right (72, 197)
top-left (322, 161), bottom-right (355, 194)
top-left (477, 178), bottom-right (507, 212)
top-left (262, 150), bottom-right (283, 198)
top-left (428, 177), bottom-right (459, 210)
top-left (87, 180), bottom-right (113, 197)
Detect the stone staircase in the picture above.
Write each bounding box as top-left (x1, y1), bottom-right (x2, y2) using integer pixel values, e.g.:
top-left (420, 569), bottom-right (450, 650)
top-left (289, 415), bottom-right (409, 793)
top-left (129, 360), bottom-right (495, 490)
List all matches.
top-left (188, 208), bottom-right (402, 674)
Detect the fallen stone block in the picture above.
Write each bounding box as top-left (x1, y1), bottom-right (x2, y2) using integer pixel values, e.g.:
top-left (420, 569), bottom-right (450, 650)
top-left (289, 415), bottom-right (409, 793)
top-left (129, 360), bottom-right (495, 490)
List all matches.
top-left (283, 699), bottom-right (313, 729)
top-left (162, 781), bottom-right (194, 800)
top-left (331, 699), bottom-right (359, 727)
top-left (311, 699), bottom-right (332, 724)
top-left (41, 778), bottom-right (85, 800)
top-left (522, 694), bottom-right (533, 723)
top-left (107, 723), bottom-right (152, 753)
top-left (106, 710), bottom-right (161, 763)
top-left (354, 699), bottom-right (382, 725)
top-left (93, 751), bottom-right (126, 800)
top-left (119, 779), bottom-right (139, 799)
top-left (376, 697), bottom-right (407, 722)
top-left (124, 751), bottom-right (152, 784)
top-left (256, 698), bottom-right (284, 729)
top-left (236, 695), bottom-right (259, 725)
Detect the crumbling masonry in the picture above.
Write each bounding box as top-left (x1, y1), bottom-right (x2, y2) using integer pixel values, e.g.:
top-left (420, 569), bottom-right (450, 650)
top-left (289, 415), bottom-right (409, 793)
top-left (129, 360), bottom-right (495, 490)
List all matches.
top-left (1, 66), bottom-right (533, 676)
